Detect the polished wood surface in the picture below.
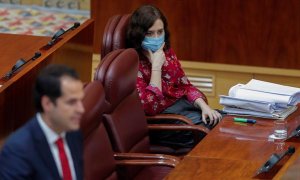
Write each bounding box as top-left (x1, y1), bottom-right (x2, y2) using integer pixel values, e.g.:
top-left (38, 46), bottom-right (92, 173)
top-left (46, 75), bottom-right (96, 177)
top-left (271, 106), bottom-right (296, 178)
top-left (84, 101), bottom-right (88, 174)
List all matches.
top-left (0, 34), bottom-right (49, 76)
top-left (0, 20), bottom-right (94, 142)
top-left (166, 105), bottom-right (300, 179)
top-left (92, 0), bottom-right (300, 69)
top-left (166, 157), bottom-right (261, 179)
top-left (274, 146), bottom-right (300, 179)
top-left (50, 19), bottom-right (94, 82)
top-left (0, 34), bottom-right (49, 141)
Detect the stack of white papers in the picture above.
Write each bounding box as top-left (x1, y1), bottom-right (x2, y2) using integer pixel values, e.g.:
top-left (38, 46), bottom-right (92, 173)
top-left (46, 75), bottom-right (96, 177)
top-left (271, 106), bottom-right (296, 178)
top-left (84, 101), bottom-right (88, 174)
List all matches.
top-left (220, 79), bottom-right (299, 119)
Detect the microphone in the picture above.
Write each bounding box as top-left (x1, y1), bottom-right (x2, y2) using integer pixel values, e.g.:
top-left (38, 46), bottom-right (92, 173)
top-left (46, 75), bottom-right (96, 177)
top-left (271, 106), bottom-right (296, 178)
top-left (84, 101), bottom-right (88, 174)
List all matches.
top-left (32, 52), bottom-right (42, 60)
top-left (47, 22), bottom-right (80, 47)
top-left (286, 125), bottom-right (300, 140)
top-left (72, 22), bottom-right (80, 29)
top-left (4, 52), bottom-right (42, 79)
top-left (255, 146), bottom-right (295, 175)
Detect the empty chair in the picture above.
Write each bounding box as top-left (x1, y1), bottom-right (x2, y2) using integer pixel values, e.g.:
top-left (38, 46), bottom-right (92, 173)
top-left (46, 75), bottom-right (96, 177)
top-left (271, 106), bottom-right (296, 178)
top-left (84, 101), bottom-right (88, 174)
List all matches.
top-left (81, 81), bottom-right (179, 180)
top-left (80, 81), bottom-right (116, 179)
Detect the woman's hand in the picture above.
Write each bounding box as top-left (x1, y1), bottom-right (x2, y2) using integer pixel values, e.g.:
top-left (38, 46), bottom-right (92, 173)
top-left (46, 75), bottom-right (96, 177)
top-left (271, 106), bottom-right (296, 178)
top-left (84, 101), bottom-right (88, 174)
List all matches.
top-left (146, 42), bottom-right (166, 70)
top-left (194, 98), bottom-right (222, 126)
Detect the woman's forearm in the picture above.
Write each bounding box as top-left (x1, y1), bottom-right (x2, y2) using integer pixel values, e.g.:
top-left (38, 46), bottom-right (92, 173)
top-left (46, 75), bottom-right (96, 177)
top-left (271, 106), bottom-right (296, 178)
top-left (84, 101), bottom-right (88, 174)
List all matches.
top-left (149, 68), bottom-right (162, 91)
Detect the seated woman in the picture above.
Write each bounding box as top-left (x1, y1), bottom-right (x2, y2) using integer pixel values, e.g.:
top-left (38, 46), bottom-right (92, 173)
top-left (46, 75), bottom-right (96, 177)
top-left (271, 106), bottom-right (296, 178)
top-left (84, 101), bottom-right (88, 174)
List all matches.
top-left (126, 5), bottom-right (222, 148)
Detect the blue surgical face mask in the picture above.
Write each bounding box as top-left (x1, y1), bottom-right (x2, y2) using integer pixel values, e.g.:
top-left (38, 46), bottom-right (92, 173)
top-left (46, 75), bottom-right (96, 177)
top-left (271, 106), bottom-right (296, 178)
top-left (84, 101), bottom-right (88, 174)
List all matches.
top-left (141, 34), bottom-right (165, 52)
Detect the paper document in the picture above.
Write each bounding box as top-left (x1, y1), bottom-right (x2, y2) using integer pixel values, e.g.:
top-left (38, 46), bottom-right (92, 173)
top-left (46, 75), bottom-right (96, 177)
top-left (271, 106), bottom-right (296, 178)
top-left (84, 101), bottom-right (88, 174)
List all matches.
top-left (223, 106), bottom-right (298, 120)
top-left (219, 95), bottom-right (285, 113)
top-left (220, 79), bottom-right (300, 119)
top-left (228, 80), bottom-right (300, 105)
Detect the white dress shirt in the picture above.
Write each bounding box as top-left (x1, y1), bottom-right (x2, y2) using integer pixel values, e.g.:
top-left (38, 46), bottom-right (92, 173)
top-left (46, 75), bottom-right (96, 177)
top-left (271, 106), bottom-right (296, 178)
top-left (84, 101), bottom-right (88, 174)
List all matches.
top-left (37, 113), bottom-right (77, 180)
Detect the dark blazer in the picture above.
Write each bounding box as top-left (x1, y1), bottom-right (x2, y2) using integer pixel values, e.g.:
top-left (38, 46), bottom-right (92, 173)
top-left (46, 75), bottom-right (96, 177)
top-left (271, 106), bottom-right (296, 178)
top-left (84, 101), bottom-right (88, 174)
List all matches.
top-left (0, 116), bottom-right (83, 180)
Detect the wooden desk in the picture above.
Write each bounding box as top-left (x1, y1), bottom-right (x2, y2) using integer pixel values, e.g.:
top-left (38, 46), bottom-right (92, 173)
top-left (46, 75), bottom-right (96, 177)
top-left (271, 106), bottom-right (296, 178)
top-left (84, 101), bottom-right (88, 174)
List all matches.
top-left (274, 138), bottom-right (300, 179)
top-left (0, 20), bottom-right (94, 145)
top-left (166, 106), bottom-right (300, 179)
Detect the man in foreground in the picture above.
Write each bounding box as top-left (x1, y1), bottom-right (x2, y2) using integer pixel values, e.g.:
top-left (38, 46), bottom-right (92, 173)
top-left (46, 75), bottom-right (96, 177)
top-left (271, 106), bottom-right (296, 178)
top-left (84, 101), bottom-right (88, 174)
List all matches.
top-left (0, 64), bottom-right (85, 180)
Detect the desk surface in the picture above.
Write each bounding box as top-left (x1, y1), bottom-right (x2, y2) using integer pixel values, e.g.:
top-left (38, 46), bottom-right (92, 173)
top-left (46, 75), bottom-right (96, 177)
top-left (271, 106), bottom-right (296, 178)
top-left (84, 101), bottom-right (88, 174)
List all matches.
top-left (274, 146), bottom-right (300, 179)
top-left (0, 34), bottom-right (49, 77)
top-left (166, 106), bottom-right (300, 179)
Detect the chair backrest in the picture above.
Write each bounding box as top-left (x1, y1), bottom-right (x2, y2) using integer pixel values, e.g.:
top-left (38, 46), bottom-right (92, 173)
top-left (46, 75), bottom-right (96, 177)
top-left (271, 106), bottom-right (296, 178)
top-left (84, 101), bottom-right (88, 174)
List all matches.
top-left (101, 14), bottom-right (131, 59)
top-left (80, 81), bottom-right (109, 138)
top-left (94, 49), bottom-right (151, 154)
top-left (81, 81), bottom-right (118, 180)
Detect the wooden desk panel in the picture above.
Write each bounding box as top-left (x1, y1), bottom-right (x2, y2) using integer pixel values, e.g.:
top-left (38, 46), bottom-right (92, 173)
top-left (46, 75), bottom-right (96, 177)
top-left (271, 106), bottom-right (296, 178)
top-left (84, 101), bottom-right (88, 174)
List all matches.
top-left (166, 157), bottom-right (261, 179)
top-left (92, 0), bottom-right (300, 69)
top-left (189, 111), bottom-right (300, 159)
top-left (0, 35), bottom-right (49, 140)
top-left (0, 34), bottom-right (49, 76)
top-left (166, 155), bottom-right (293, 179)
top-left (274, 147), bottom-right (300, 179)
top-left (166, 106), bottom-right (300, 178)
top-left (41, 19), bottom-right (94, 82)
top-left (0, 20), bottom-right (94, 142)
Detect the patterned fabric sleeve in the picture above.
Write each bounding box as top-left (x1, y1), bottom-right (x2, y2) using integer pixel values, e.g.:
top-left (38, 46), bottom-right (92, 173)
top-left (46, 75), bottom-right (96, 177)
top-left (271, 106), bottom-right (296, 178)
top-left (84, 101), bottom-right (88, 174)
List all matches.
top-left (136, 67), bottom-right (166, 115)
top-left (168, 49), bottom-right (208, 104)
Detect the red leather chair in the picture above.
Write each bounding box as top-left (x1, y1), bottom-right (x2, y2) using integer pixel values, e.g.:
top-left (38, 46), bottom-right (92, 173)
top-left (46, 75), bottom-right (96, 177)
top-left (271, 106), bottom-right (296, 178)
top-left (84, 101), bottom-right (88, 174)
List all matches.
top-left (94, 49), bottom-right (208, 156)
top-left (101, 14), bottom-right (131, 59)
top-left (81, 81), bottom-right (179, 180)
top-left (81, 81), bottom-right (116, 179)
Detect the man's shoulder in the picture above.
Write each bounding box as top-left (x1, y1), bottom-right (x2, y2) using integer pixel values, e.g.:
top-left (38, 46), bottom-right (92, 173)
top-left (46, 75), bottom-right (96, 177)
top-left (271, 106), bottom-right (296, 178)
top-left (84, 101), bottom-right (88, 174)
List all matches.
top-left (0, 117), bottom-right (52, 180)
top-left (2, 117), bottom-right (39, 149)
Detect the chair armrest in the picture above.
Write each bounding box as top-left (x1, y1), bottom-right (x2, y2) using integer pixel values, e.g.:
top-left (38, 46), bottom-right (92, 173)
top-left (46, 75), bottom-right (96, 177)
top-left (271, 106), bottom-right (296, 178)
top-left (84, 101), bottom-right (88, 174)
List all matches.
top-left (147, 124), bottom-right (210, 134)
top-left (147, 117), bottom-right (210, 146)
top-left (114, 152), bottom-right (179, 167)
top-left (146, 114), bottom-right (194, 125)
top-left (115, 159), bottom-right (177, 168)
top-left (114, 152), bottom-right (180, 163)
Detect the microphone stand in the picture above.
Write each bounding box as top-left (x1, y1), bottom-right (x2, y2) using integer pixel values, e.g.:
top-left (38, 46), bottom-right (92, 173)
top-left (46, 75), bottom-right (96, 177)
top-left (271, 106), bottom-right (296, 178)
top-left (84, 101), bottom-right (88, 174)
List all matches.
top-left (47, 22), bottom-right (80, 47)
top-left (255, 146), bottom-right (295, 175)
top-left (2, 52), bottom-right (42, 80)
top-left (286, 125), bottom-right (300, 140)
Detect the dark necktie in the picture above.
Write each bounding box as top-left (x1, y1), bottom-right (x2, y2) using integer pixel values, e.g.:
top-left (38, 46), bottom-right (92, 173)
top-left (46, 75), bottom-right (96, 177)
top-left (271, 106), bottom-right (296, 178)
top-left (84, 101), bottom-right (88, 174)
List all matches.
top-left (56, 137), bottom-right (72, 180)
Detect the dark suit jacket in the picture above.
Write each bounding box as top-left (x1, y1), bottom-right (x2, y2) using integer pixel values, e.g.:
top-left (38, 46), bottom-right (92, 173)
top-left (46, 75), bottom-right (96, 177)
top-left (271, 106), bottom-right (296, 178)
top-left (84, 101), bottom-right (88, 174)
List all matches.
top-left (0, 116), bottom-right (83, 180)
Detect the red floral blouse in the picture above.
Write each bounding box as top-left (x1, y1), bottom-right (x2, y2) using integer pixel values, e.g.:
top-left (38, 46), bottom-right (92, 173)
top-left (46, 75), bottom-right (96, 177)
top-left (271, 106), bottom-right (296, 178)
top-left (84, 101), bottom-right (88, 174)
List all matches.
top-left (136, 48), bottom-right (207, 115)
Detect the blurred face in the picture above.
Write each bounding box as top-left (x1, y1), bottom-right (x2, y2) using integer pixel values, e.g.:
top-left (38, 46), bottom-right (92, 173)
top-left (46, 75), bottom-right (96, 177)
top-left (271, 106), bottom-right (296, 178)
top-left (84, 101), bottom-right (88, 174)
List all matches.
top-left (145, 19), bottom-right (164, 38)
top-left (141, 19), bottom-right (165, 52)
top-left (42, 76), bottom-right (85, 134)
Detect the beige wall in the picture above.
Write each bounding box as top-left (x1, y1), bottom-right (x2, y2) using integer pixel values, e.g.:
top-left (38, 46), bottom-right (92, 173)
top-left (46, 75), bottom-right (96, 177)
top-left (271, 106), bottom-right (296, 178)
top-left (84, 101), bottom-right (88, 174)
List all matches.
top-left (92, 54), bottom-right (300, 110)
top-left (181, 61), bottom-right (300, 110)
